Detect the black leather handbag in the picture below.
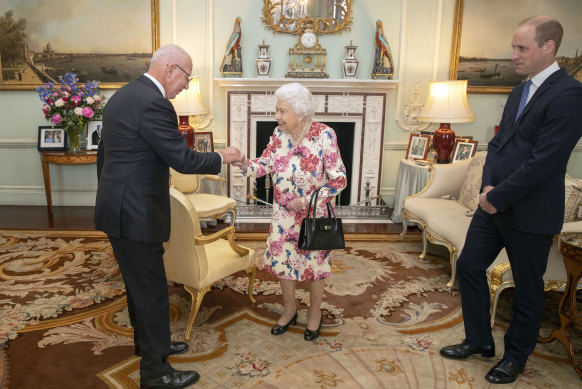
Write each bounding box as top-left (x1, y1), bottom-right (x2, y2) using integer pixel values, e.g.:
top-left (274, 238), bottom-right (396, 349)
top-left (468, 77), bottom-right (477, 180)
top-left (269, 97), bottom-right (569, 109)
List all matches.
top-left (298, 188), bottom-right (345, 250)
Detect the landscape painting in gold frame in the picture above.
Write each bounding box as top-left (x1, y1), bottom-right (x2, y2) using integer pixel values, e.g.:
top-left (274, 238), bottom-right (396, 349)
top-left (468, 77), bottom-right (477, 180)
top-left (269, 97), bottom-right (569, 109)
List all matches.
top-left (0, 0), bottom-right (160, 90)
top-left (449, 0), bottom-right (582, 94)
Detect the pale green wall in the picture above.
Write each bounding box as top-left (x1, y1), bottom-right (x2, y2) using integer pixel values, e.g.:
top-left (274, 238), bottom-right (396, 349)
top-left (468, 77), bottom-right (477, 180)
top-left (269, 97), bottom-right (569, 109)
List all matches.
top-left (0, 0), bottom-right (580, 207)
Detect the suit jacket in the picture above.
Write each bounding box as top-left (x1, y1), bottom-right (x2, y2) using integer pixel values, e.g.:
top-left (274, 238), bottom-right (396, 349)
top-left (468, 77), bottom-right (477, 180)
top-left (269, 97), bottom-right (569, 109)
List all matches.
top-left (483, 68), bottom-right (582, 235)
top-left (94, 75), bottom-right (222, 242)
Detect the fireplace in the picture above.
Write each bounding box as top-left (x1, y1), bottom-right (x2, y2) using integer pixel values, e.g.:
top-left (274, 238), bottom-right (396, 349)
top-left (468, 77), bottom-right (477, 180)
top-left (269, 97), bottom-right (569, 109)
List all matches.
top-left (254, 120), bottom-right (354, 206)
top-left (215, 78), bottom-right (399, 220)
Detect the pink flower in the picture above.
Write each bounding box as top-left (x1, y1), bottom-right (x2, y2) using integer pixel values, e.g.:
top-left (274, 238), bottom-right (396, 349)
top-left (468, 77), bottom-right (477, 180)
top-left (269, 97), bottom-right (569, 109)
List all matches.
top-left (70, 95), bottom-right (82, 104)
top-left (51, 113), bottom-right (63, 124)
top-left (82, 107), bottom-right (94, 118)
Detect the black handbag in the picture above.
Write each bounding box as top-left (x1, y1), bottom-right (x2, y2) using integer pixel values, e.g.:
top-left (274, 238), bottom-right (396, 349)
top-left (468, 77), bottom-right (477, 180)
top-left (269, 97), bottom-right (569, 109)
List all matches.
top-left (298, 188), bottom-right (345, 250)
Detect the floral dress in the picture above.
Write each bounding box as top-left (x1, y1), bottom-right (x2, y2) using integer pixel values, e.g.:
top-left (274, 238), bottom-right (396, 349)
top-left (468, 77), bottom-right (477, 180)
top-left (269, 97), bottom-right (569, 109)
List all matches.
top-left (245, 122), bottom-right (347, 281)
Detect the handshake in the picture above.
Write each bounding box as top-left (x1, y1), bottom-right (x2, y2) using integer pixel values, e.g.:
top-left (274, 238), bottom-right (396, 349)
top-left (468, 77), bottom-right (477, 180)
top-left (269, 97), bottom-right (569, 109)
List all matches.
top-left (217, 146), bottom-right (248, 170)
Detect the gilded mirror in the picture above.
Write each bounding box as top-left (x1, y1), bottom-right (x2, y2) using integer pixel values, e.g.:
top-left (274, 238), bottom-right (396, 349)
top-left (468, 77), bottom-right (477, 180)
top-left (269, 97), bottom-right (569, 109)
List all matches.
top-left (262, 0), bottom-right (353, 34)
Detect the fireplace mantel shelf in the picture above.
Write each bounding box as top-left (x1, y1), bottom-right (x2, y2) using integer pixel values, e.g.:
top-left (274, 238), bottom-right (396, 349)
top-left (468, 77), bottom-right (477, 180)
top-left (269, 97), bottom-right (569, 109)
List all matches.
top-left (215, 77), bottom-right (400, 92)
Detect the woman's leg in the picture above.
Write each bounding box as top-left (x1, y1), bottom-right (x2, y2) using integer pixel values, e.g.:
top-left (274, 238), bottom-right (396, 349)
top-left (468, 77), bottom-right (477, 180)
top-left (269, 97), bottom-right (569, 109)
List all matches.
top-left (307, 279), bottom-right (325, 330)
top-left (278, 278), bottom-right (297, 325)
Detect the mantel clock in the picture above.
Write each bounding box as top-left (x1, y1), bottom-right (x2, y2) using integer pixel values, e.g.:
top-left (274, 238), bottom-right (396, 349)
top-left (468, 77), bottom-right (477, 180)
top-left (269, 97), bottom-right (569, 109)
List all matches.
top-left (285, 28), bottom-right (328, 79)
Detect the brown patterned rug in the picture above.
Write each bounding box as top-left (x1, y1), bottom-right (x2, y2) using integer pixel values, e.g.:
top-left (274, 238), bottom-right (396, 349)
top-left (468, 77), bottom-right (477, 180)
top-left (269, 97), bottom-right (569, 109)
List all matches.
top-left (1, 230), bottom-right (580, 388)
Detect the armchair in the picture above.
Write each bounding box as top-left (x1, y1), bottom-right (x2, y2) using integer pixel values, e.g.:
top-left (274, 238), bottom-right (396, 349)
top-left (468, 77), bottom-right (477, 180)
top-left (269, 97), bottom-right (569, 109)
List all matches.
top-left (170, 168), bottom-right (236, 226)
top-left (164, 187), bottom-right (257, 341)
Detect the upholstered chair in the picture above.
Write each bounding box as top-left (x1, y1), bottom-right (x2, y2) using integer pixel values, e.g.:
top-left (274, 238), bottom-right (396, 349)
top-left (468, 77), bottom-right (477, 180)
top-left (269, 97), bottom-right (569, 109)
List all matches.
top-left (401, 153), bottom-right (582, 326)
top-left (164, 186), bottom-right (256, 341)
top-left (169, 168), bottom-right (237, 226)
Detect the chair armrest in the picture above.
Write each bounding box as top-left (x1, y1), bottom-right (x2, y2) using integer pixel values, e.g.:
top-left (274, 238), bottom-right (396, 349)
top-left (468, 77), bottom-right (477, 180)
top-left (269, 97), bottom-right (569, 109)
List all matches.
top-left (410, 159), bottom-right (471, 200)
top-left (200, 174), bottom-right (227, 196)
top-left (195, 226), bottom-right (249, 256)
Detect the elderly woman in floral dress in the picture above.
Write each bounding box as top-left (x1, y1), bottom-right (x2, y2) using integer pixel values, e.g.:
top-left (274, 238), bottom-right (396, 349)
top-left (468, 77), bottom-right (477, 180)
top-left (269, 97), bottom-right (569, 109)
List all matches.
top-left (235, 83), bottom-right (347, 341)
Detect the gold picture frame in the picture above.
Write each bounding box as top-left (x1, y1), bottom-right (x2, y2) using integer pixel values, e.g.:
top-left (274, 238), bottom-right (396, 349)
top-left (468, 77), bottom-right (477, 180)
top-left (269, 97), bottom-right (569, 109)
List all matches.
top-left (449, 0), bottom-right (582, 94)
top-left (0, 0), bottom-right (160, 90)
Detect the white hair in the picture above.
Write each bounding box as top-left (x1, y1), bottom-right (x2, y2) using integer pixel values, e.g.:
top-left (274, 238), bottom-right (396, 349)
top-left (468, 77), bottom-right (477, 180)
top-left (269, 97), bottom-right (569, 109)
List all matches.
top-left (274, 83), bottom-right (315, 123)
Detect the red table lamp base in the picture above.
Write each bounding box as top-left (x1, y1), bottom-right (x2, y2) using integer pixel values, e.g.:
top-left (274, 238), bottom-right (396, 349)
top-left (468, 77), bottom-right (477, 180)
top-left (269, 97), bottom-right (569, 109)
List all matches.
top-left (433, 123), bottom-right (455, 163)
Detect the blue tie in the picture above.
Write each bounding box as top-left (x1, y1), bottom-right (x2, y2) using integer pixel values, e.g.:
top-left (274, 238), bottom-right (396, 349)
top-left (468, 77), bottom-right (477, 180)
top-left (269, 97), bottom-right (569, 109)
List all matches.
top-left (515, 79), bottom-right (532, 122)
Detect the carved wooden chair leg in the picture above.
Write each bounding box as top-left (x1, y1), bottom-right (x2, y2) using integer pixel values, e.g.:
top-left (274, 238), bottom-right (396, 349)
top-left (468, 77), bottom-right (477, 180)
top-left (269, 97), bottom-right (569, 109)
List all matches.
top-left (245, 266), bottom-right (256, 305)
top-left (183, 284), bottom-right (211, 342)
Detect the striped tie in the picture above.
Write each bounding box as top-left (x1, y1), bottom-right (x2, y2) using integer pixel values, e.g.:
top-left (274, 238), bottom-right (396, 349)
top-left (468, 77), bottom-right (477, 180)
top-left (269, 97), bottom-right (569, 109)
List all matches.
top-left (515, 79), bottom-right (532, 122)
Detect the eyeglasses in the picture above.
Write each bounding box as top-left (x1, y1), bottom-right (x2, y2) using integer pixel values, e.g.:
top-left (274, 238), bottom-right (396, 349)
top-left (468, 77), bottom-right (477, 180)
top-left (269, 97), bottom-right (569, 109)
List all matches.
top-left (169, 63), bottom-right (193, 83)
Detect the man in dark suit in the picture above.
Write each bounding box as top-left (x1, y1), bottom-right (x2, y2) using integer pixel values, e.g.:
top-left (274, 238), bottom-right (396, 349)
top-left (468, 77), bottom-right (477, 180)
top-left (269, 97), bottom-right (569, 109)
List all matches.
top-left (440, 16), bottom-right (582, 384)
top-left (95, 44), bottom-right (241, 389)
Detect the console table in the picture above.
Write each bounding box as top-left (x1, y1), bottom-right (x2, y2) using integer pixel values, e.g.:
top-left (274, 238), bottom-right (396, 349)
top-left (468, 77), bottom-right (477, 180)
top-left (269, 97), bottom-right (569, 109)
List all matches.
top-left (39, 150), bottom-right (97, 215)
top-left (538, 232), bottom-right (582, 379)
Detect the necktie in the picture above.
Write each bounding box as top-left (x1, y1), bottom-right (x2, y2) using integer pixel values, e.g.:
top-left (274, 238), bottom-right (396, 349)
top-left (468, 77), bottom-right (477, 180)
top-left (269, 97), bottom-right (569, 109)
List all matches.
top-left (515, 79), bottom-right (532, 122)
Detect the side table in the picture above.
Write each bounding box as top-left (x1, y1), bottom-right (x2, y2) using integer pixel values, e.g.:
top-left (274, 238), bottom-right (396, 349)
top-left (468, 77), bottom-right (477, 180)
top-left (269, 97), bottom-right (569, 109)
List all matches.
top-left (39, 150), bottom-right (98, 215)
top-left (391, 158), bottom-right (431, 224)
top-left (538, 232), bottom-right (582, 379)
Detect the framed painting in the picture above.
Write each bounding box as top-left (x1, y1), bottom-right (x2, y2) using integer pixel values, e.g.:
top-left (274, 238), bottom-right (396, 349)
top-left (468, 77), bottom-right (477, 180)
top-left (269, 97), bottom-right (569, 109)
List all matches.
top-left (451, 139), bottom-right (478, 163)
top-left (449, 0), bottom-right (582, 94)
top-left (194, 132), bottom-right (214, 153)
top-left (37, 126), bottom-right (67, 151)
top-left (86, 121), bottom-right (102, 150)
top-left (0, 0), bottom-right (159, 90)
top-left (405, 133), bottom-right (430, 161)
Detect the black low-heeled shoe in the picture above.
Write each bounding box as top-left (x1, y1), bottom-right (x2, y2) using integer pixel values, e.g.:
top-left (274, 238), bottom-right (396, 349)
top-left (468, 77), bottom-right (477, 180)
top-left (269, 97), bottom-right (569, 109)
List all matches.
top-left (304, 314), bottom-right (323, 341)
top-left (271, 311), bottom-right (298, 335)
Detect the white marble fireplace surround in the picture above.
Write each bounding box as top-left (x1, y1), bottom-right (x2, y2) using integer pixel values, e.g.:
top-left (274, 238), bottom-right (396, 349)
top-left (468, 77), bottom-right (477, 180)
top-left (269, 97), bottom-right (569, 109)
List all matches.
top-left (215, 78), bottom-right (399, 211)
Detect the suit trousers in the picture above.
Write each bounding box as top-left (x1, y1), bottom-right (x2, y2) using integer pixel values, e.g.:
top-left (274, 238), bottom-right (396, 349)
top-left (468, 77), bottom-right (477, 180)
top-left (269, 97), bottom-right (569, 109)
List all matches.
top-left (108, 236), bottom-right (174, 380)
top-left (456, 208), bottom-right (553, 364)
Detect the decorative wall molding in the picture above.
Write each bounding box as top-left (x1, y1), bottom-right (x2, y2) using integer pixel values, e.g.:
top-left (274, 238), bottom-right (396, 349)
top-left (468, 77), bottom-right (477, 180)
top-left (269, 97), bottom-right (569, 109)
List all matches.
top-left (394, 0), bottom-right (443, 133)
top-left (0, 138), bottom-right (36, 148)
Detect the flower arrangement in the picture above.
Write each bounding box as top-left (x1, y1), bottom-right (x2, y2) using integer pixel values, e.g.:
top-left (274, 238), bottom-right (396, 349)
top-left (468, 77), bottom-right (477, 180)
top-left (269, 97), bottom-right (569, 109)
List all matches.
top-left (36, 73), bottom-right (106, 151)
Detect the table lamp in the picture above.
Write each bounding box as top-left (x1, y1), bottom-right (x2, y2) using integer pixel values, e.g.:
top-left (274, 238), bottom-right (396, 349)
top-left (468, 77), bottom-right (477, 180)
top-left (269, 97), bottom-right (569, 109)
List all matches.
top-left (418, 80), bottom-right (475, 163)
top-left (171, 76), bottom-right (208, 149)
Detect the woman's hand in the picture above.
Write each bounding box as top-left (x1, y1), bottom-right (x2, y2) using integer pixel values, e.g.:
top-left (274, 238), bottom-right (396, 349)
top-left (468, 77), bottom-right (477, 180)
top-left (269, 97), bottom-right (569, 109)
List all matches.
top-left (231, 153), bottom-right (248, 171)
top-left (287, 197), bottom-right (305, 213)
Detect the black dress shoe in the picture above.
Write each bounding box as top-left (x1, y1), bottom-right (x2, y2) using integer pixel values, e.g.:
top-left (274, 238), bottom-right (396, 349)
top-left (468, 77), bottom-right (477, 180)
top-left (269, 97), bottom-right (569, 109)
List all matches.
top-left (271, 311), bottom-right (298, 335)
top-left (135, 341), bottom-right (189, 357)
top-left (485, 359), bottom-right (524, 384)
top-left (304, 314), bottom-right (323, 341)
top-left (140, 369), bottom-right (200, 389)
top-left (440, 341), bottom-right (495, 360)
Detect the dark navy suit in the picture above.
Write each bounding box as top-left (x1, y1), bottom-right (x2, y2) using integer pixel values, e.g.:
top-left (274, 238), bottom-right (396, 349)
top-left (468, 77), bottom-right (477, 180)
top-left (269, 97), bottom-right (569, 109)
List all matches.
top-left (95, 75), bottom-right (222, 379)
top-left (456, 68), bottom-right (582, 365)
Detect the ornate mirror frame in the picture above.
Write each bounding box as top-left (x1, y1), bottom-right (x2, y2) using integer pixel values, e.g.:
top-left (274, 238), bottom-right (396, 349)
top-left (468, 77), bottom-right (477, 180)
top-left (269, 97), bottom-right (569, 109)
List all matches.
top-left (262, 0), bottom-right (353, 35)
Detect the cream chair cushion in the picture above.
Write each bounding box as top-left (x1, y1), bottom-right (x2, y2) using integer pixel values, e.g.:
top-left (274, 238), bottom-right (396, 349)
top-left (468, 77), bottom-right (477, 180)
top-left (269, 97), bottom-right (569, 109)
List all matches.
top-left (458, 151), bottom-right (487, 211)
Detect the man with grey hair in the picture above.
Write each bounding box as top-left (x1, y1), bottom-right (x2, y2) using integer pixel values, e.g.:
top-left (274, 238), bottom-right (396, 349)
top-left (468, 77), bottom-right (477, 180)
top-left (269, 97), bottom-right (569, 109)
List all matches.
top-left (95, 44), bottom-right (242, 388)
top-left (440, 16), bottom-right (582, 384)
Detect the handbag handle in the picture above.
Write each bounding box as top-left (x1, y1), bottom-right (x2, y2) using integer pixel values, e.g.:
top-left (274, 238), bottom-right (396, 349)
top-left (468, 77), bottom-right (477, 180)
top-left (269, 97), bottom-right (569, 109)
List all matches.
top-left (306, 188), bottom-right (337, 222)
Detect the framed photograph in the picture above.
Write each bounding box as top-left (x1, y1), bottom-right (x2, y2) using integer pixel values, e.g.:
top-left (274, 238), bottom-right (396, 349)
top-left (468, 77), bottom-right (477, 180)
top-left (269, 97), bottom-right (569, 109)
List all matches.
top-left (37, 126), bottom-right (67, 151)
top-left (86, 121), bottom-right (103, 150)
top-left (451, 139), bottom-right (478, 163)
top-left (405, 133), bottom-right (431, 160)
top-left (0, 0), bottom-right (160, 90)
top-left (449, 0), bottom-right (582, 94)
top-left (194, 132), bottom-right (214, 153)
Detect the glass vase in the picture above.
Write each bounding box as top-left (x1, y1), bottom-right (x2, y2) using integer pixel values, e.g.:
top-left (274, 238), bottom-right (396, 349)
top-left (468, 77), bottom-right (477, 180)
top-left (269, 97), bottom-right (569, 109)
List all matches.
top-left (65, 125), bottom-right (83, 153)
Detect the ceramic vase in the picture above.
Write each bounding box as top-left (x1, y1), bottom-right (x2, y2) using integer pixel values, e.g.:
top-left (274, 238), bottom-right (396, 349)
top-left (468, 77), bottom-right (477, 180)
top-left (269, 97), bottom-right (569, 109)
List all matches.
top-left (342, 41), bottom-right (359, 79)
top-left (256, 40), bottom-right (272, 78)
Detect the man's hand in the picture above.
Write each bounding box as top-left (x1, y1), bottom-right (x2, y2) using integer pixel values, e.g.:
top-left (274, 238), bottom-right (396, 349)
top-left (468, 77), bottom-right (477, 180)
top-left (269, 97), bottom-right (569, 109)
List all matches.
top-left (479, 185), bottom-right (498, 214)
top-left (287, 197), bottom-right (305, 213)
top-left (231, 153), bottom-right (248, 170)
top-left (218, 146), bottom-right (242, 164)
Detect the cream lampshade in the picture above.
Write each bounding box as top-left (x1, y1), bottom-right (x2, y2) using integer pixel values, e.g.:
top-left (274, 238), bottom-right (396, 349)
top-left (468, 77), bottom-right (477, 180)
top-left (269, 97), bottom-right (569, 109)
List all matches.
top-left (171, 76), bottom-right (208, 149)
top-left (418, 80), bottom-right (475, 163)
